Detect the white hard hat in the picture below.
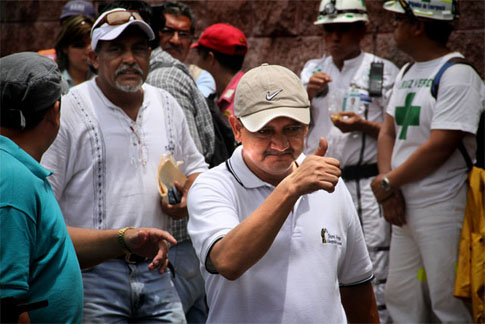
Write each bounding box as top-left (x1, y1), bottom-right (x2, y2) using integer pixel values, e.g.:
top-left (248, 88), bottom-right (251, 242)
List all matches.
top-left (383, 0), bottom-right (458, 21)
top-left (314, 0), bottom-right (368, 25)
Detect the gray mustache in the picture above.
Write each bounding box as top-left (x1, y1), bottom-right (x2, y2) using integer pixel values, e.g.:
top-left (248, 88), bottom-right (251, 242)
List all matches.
top-left (115, 64), bottom-right (143, 77)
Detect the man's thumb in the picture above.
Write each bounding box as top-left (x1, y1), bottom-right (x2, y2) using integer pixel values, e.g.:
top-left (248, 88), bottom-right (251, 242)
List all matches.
top-left (313, 137), bottom-right (328, 156)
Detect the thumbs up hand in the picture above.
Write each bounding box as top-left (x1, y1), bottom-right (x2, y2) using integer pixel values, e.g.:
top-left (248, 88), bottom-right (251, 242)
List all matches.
top-left (284, 137), bottom-right (341, 196)
top-left (313, 137), bottom-right (329, 157)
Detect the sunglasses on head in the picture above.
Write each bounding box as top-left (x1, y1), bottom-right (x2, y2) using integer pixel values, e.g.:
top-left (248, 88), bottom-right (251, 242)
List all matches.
top-left (92, 10), bottom-right (144, 31)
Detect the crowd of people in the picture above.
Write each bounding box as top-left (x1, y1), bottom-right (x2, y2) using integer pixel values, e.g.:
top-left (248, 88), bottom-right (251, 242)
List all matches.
top-left (1, 0), bottom-right (484, 323)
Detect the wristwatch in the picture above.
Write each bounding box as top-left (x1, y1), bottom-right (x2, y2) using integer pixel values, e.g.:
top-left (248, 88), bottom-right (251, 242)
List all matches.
top-left (381, 175), bottom-right (392, 191)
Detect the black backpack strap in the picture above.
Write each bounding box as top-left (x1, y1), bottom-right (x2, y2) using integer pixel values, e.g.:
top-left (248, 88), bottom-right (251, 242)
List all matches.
top-left (458, 142), bottom-right (473, 171)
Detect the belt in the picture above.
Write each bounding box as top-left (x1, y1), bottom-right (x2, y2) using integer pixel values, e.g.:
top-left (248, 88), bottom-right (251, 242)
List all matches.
top-left (341, 163), bottom-right (378, 181)
top-left (117, 253), bottom-right (149, 264)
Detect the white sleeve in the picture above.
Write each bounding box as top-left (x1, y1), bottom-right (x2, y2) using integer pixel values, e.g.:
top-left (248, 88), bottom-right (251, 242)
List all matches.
top-left (380, 59), bottom-right (400, 109)
top-left (187, 171), bottom-right (239, 270)
top-left (432, 64), bottom-right (484, 134)
top-left (300, 58), bottom-right (323, 88)
top-left (168, 94), bottom-right (209, 176)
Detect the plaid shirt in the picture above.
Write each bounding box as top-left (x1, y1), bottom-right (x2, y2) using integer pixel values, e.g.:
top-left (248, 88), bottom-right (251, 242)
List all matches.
top-left (147, 47), bottom-right (215, 242)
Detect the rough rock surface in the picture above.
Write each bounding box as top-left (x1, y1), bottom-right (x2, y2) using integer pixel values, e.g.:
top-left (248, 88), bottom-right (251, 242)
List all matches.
top-left (1, 0), bottom-right (483, 78)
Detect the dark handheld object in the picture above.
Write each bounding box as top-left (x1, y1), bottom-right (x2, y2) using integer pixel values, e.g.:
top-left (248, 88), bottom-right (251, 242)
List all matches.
top-left (167, 185), bottom-right (181, 204)
top-left (1, 297), bottom-right (48, 323)
top-left (368, 62), bottom-right (384, 97)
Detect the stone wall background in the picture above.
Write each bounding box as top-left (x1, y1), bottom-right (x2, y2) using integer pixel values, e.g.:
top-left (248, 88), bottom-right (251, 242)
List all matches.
top-left (1, 0), bottom-right (484, 78)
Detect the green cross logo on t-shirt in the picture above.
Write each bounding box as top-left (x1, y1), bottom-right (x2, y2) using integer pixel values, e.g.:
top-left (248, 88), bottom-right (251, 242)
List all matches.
top-left (395, 92), bottom-right (420, 140)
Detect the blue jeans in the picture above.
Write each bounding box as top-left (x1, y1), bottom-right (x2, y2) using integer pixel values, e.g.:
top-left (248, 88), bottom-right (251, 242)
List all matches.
top-left (169, 240), bottom-right (208, 323)
top-left (82, 259), bottom-right (186, 323)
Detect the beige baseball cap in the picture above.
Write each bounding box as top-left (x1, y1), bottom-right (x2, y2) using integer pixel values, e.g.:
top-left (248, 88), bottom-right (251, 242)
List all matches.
top-left (234, 64), bottom-right (310, 132)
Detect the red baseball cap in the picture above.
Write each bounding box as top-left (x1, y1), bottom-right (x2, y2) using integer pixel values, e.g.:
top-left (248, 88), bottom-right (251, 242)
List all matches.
top-left (191, 23), bottom-right (247, 56)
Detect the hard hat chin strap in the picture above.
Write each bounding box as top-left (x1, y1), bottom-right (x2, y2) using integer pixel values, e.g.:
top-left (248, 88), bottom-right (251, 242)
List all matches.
top-left (398, 0), bottom-right (416, 19)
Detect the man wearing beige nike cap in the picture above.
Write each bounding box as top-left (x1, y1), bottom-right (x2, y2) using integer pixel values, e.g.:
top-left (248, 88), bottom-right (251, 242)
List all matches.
top-left (187, 64), bottom-right (378, 323)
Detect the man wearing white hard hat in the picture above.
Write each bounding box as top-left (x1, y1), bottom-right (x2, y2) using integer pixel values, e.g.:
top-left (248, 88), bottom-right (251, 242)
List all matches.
top-left (301, 1), bottom-right (399, 321)
top-left (41, 8), bottom-right (209, 322)
top-left (187, 64), bottom-right (379, 323)
top-left (371, 0), bottom-right (484, 322)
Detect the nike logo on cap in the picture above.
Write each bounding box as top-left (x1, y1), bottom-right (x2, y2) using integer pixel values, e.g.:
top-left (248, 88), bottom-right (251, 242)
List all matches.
top-left (266, 89), bottom-right (283, 101)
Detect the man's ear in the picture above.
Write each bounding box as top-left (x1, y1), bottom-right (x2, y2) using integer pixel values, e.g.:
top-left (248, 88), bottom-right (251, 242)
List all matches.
top-left (208, 51), bottom-right (216, 67)
top-left (41, 100), bottom-right (61, 131)
top-left (89, 50), bottom-right (99, 70)
top-left (412, 20), bottom-right (425, 37)
top-left (229, 116), bottom-right (243, 143)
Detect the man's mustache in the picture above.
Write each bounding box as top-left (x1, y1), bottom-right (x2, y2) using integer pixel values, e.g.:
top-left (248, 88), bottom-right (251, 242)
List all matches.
top-left (263, 148), bottom-right (294, 157)
top-left (164, 45), bottom-right (183, 54)
top-left (115, 64), bottom-right (143, 77)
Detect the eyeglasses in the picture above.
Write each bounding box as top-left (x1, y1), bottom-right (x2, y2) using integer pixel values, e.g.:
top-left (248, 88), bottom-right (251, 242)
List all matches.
top-left (160, 27), bottom-right (193, 40)
top-left (92, 10), bottom-right (144, 31)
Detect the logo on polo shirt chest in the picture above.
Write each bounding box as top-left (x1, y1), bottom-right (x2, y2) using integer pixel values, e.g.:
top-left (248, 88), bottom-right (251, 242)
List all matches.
top-left (321, 227), bottom-right (342, 245)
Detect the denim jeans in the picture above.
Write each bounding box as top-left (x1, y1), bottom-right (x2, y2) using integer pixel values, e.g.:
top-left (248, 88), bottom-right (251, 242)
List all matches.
top-left (169, 240), bottom-right (208, 323)
top-left (82, 259), bottom-right (186, 323)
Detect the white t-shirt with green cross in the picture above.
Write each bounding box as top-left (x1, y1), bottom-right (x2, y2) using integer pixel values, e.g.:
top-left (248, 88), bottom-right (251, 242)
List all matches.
top-left (387, 52), bottom-right (484, 208)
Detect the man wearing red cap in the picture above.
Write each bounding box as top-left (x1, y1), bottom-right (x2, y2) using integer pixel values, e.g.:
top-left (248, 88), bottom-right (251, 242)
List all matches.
top-left (192, 23), bottom-right (248, 119)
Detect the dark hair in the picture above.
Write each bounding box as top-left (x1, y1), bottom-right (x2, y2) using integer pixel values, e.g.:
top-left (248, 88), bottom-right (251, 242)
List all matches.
top-left (1, 104), bottom-right (55, 130)
top-left (54, 15), bottom-right (93, 71)
top-left (197, 44), bottom-right (245, 73)
top-left (155, 1), bottom-right (195, 34)
top-left (401, 14), bottom-right (453, 46)
top-left (422, 20), bottom-right (453, 45)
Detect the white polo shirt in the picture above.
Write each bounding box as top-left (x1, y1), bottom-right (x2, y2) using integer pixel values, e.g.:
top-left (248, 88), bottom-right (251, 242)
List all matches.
top-left (42, 79), bottom-right (208, 230)
top-left (187, 146), bottom-right (373, 323)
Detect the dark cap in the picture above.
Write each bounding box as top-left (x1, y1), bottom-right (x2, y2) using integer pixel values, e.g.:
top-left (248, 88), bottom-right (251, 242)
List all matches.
top-left (0, 52), bottom-right (68, 129)
top-left (60, 0), bottom-right (96, 20)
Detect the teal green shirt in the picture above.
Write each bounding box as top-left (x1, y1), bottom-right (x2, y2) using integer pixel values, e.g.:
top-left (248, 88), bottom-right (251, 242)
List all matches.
top-left (0, 136), bottom-right (83, 323)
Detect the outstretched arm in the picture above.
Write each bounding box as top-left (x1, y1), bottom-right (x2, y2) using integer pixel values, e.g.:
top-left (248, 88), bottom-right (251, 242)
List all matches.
top-left (68, 227), bottom-right (176, 273)
top-left (209, 138), bottom-right (341, 280)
